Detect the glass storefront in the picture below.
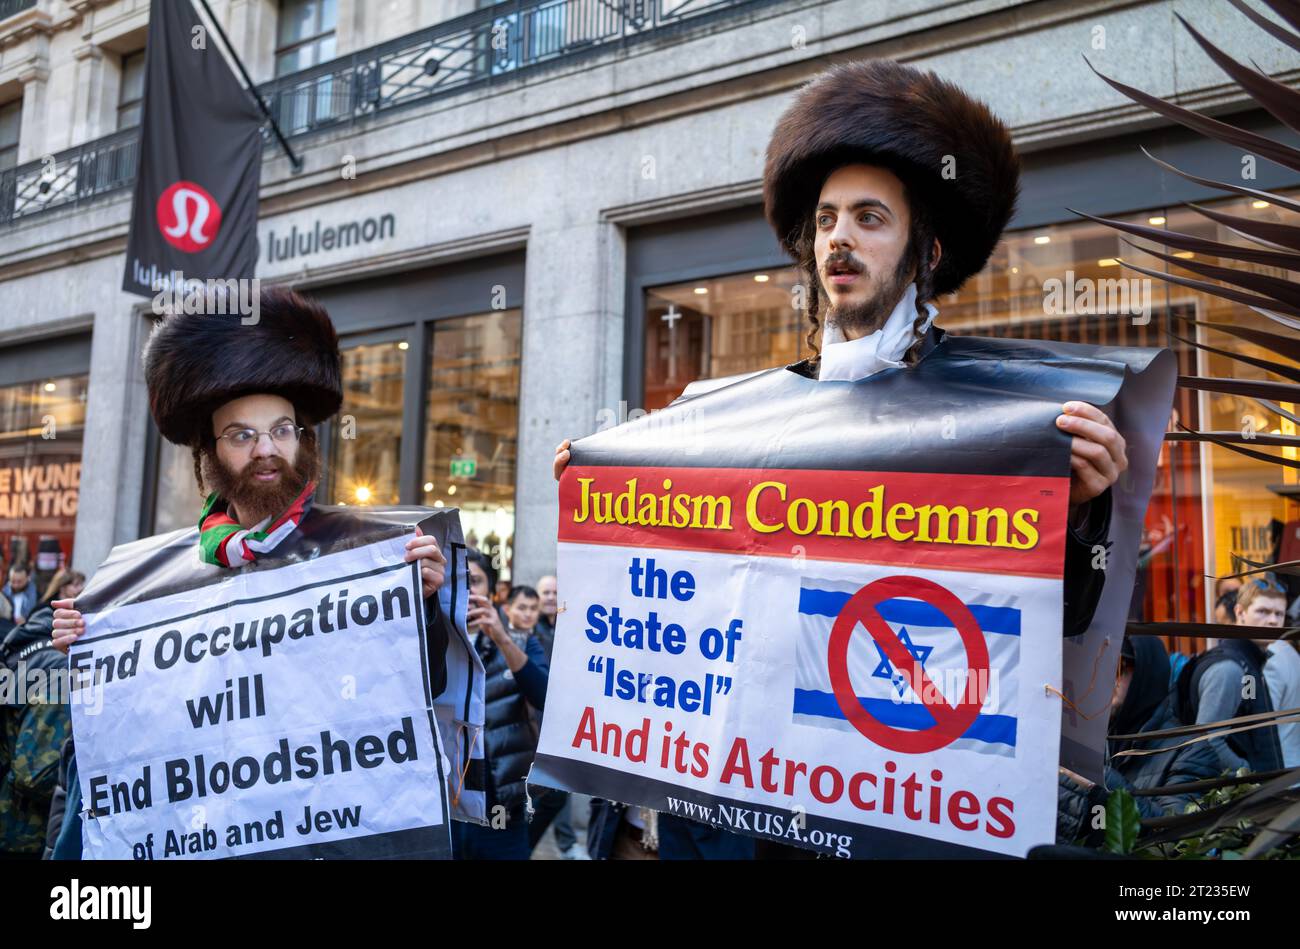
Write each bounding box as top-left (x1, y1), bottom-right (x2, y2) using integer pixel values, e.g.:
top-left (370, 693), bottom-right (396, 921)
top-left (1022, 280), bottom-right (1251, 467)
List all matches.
top-left (641, 191), bottom-right (1300, 644)
top-left (643, 269), bottom-right (805, 411)
top-left (422, 309), bottom-right (522, 579)
top-left (0, 371), bottom-right (86, 595)
top-left (329, 336), bottom-right (407, 507)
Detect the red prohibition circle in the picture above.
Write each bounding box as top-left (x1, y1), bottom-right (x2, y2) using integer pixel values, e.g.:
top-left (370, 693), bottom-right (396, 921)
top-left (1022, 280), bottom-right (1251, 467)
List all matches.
top-left (827, 575), bottom-right (990, 754)
top-left (155, 180), bottom-right (222, 253)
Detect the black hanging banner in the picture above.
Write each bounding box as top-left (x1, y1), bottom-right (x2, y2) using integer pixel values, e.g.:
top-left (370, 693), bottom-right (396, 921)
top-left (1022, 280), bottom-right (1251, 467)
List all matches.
top-left (122, 0), bottom-right (262, 299)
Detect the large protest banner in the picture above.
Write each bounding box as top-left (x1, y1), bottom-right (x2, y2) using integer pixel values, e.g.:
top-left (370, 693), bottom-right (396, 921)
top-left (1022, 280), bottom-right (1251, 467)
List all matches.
top-left (531, 337), bottom-right (1175, 857)
top-left (70, 518), bottom-right (471, 860)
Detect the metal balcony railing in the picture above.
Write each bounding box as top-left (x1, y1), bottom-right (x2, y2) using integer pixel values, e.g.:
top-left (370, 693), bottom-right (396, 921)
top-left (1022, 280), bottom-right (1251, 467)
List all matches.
top-left (0, 127), bottom-right (140, 228)
top-left (0, 0), bottom-right (776, 230)
top-left (0, 0), bottom-right (37, 22)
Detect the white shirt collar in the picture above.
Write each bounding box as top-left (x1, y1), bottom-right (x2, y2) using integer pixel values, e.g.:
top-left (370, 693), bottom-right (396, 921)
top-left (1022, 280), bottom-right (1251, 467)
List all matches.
top-left (818, 283), bottom-right (938, 382)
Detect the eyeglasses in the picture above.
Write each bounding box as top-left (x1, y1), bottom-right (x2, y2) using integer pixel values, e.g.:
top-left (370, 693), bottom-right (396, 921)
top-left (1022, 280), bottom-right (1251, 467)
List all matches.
top-left (217, 423), bottom-right (304, 449)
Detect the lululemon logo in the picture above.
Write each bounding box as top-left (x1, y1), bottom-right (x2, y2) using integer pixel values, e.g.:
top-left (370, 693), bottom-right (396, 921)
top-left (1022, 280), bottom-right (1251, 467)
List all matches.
top-left (156, 180), bottom-right (222, 253)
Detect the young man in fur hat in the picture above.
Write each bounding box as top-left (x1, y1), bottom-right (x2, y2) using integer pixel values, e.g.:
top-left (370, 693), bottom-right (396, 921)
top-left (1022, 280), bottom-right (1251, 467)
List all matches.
top-left (558, 58), bottom-right (1123, 632)
top-left (554, 59), bottom-right (1127, 858)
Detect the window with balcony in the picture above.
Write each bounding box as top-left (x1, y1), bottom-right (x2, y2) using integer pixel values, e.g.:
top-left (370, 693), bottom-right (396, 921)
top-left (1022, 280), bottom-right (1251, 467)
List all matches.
top-left (0, 100), bottom-right (20, 171)
top-left (275, 0), bottom-right (337, 76)
top-left (117, 50), bottom-right (146, 130)
top-left (274, 0), bottom-right (344, 134)
top-left (0, 0), bottom-right (37, 24)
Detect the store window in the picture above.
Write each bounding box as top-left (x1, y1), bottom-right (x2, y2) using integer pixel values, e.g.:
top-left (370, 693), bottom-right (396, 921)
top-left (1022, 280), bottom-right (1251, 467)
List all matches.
top-left (643, 268), bottom-right (804, 411)
top-left (0, 372), bottom-right (87, 596)
top-left (117, 51), bottom-right (146, 130)
top-left (328, 336), bottom-right (407, 507)
top-left (942, 189), bottom-right (1300, 635)
top-left (422, 309), bottom-right (522, 580)
top-left (153, 437), bottom-right (199, 535)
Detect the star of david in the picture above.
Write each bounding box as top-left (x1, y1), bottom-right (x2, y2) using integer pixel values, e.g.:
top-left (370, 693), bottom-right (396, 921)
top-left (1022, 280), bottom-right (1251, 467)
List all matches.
top-left (870, 626), bottom-right (933, 697)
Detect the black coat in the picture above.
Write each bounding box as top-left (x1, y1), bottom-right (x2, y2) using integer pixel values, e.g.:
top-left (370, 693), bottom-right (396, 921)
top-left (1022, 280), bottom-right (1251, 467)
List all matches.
top-left (788, 326), bottom-right (1112, 639)
top-left (1058, 637), bottom-right (1220, 844)
top-left (477, 631), bottom-right (548, 812)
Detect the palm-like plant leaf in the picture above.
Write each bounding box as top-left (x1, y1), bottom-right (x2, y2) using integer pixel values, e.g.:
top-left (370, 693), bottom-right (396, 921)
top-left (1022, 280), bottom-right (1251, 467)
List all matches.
top-left (1083, 3), bottom-right (1300, 858)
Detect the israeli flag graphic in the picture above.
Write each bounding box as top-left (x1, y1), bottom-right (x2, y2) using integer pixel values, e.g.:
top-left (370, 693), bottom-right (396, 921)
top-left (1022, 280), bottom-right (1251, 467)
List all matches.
top-left (793, 577), bottom-right (1020, 757)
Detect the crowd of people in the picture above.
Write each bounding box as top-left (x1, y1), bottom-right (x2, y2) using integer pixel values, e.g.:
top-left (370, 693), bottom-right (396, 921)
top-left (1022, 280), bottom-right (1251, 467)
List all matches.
top-left (2, 49), bottom-right (1297, 860)
top-left (1057, 573), bottom-right (1300, 847)
top-left (2, 536), bottom-right (1298, 859)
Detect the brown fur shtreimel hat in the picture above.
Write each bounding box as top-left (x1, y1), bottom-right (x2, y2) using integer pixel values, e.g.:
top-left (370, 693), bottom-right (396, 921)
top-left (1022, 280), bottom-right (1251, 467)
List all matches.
top-left (763, 59), bottom-right (1021, 296)
top-left (143, 286), bottom-right (342, 447)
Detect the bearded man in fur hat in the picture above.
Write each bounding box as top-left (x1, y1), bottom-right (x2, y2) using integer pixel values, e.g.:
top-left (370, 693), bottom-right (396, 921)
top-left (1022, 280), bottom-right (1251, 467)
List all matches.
top-left (53, 288), bottom-right (448, 653)
top-left (554, 59), bottom-right (1128, 860)
top-left (44, 287), bottom-right (470, 857)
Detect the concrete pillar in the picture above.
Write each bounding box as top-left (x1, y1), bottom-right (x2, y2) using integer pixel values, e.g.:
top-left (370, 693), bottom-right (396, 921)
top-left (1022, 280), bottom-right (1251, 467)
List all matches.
top-left (73, 283), bottom-right (152, 574)
top-left (15, 60), bottom-right (48, 164)
top-left (512, 212), bottom-right (625, 582)
top-left (70, 44), bottom-right (115, 143)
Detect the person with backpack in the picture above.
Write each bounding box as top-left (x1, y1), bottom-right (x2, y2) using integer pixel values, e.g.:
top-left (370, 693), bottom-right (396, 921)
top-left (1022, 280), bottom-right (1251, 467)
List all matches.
top-left (1057, 635), bottom-right (1219, 843)
top-left (1174, 575), bottom-right (1288, 775)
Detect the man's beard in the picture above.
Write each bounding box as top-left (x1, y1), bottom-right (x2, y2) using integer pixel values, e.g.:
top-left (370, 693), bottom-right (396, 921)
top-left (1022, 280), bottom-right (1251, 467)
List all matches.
top-left (201, 441), bottom-right (320, 526)
top-left (824, 244), bottom-right (918, 337)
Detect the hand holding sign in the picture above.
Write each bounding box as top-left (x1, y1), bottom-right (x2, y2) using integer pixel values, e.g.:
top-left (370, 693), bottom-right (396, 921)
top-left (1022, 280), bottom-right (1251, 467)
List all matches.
top-left (1057, 401), bottom-right (1128, 507)
top-left (554, 439), bottom-right (572, 482)
top-left (51, 598), bottom-right (84, 655)
top-left (403, 526), bottom-right (446, 598)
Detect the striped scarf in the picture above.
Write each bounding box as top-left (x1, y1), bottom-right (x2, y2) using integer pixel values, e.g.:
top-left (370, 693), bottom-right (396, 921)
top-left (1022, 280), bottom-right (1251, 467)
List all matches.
top-left (198, 480), bottom-right (316, 567)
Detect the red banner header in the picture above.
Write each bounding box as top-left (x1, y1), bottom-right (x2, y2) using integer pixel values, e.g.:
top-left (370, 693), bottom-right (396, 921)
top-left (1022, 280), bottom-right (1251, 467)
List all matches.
top-left (558, 466), bottom-right (1069, 578)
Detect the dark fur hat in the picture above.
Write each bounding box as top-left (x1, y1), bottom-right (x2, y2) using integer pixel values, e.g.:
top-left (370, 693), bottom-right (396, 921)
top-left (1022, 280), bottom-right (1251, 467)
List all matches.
top-left (763, 59), bottom-right (1020, 296)
top-left (144, 287), bottom-right (342, 447)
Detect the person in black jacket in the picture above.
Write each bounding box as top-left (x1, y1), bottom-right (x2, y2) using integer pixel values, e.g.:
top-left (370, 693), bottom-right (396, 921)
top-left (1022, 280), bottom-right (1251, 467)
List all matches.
top-left (1174, 575), bottom-right (1288, 774)
top-left (454, 551), bottom-right (549, 859)
top-left (1057, 635), bottom-right (1220, 844)
top-left (557, 62), bottom-right (1124, 640)
top-left (0, 606), bottom-right (72, 856)
top-left (551, 61), bottom-right (1126, 859)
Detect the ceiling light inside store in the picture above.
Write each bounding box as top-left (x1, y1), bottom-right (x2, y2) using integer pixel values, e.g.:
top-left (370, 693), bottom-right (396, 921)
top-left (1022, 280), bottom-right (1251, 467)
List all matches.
top-left (398, 341), bottom-right (409, 350)
top-left (1148, 216), bottom-right (1166, 226)
top-left (355, 486), bottom-right (372, 503)
top-left (424, 482), bottom-right (434, 492)
top-left (43, 382), bottom-right (56, 392)
top-left (448, 484), bottom-right (457, 495)
top-left (694, 287), bottom-right (708, 294)
top-left (753, 274), bottom-right (769, 282)
top-left (1253, 200), bottom-right (1270, 209)
top-left (1033, 235), bottom-right (1050, 245)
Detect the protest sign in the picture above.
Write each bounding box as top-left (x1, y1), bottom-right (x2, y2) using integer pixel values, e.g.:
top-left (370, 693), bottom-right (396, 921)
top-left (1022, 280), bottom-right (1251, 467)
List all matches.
top-left (531, 336), bottom-right (1175, 857)
top-left (70, 532), bottom-right (456, 859)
